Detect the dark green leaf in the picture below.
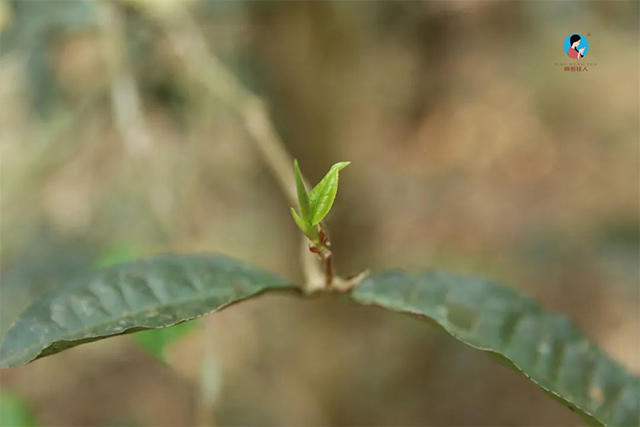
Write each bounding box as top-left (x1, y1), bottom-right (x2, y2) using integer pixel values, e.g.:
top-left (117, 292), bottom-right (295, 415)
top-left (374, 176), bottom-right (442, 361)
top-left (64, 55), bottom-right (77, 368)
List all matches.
top-left (308, 161), bottom-right (350, 225)
top-left (0, 255), bottom-right (295, 369)
top-left (350, 270), bottom-right (640, 426)
top-left (294, 159), bottom-right (311, 221)
top-left (93, 245), bottom-right (193, 361)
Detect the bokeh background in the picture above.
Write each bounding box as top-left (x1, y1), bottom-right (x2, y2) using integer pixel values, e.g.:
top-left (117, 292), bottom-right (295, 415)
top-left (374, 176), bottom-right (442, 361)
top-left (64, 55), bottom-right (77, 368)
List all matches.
top-left (0, 1), bottom-right (638, 426)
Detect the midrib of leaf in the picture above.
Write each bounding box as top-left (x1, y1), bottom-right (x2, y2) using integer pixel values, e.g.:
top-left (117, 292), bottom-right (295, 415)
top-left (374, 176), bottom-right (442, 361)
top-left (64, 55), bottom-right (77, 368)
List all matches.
top-left (307, 162), bottom-right (349, 225)
top-left (309, 177), bottom-right (333, 219)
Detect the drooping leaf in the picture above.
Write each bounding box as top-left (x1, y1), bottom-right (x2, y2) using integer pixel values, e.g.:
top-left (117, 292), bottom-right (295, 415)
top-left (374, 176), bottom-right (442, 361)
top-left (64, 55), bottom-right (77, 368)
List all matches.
top-left (0, 393), bottom-right (34, 427)
top-left (350, 270), bottom-right (640, 426)
top-left (3, 250), bottom-right (637, 427)
top-left (308, 161), bottom-right (350, 225)
top-left (134, 320), bottom-right (197, 362)
top-left (0, 254), bottom-right (295, 369)
top-left (294, 159), bottom-right (311, 221)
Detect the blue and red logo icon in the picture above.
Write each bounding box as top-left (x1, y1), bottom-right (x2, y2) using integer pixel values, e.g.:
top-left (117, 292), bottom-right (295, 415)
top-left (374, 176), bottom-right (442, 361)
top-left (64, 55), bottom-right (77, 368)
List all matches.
top-left (564, 33), bottom-right (589, 59)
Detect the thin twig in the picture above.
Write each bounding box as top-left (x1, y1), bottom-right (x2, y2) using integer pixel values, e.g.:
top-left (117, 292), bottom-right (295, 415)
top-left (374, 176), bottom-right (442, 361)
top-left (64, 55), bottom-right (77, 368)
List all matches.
top-left (100, 2), bottom-right (152, 157)
top-left (241, 97), bottom-right (296, 204)
top-left (144, 3), bottom-right (326, 291)
top-left (323, 249), bottom-right (334, 287)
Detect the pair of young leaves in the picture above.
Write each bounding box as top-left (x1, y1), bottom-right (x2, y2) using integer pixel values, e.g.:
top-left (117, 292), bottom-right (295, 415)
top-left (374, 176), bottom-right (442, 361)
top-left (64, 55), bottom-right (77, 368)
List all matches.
top-left (290, 160), bottom-right (350, 247)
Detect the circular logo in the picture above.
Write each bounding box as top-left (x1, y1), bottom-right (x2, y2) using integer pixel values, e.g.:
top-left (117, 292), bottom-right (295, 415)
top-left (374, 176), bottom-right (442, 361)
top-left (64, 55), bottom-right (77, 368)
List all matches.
top-left (564, 33), bottom-right (589, 59)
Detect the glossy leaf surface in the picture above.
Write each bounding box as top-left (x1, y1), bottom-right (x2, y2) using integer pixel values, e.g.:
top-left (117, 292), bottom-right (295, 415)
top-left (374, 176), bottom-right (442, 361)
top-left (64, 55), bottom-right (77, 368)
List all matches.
top-left (308, 161), bottom-right (350, 225)
top-left (350, 270), bottom-right (640, 426)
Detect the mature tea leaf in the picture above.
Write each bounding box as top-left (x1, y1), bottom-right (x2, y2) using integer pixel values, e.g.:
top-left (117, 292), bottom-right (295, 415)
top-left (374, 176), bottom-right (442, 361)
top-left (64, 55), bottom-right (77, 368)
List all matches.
top-left (308, 161), bottom-right (350, 225)
top-left (3, 250), bottom-right (637, 427)
top-left (350, 270), bottom-right (640, 426)
top-left (0, 255), bottom-right (295, 369)
top-left (294, 159), bottom-right (311, 221)
top-left (93, 245), bottom-right (193, 361)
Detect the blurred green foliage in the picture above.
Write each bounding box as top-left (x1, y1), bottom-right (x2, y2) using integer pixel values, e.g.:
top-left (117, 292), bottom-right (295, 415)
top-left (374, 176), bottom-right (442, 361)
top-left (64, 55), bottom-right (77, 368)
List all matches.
top-left (134, 322), bottom-right (197, 363)
top-left (0, 393), bottom-right (34, 427)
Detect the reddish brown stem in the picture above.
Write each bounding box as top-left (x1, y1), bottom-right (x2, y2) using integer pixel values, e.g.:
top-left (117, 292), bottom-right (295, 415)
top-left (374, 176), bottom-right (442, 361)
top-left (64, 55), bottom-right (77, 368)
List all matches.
top-left (322, 248), bottom-right (334, 287)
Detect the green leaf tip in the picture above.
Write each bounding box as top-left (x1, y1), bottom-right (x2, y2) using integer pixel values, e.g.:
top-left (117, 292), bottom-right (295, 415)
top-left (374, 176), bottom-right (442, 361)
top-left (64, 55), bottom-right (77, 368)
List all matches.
top-left (308, 161), bottom-right (350, 225)
top-left (291, 160), bottom-right (350, 242)
top-left (294, 160), bottom-right (351, 238)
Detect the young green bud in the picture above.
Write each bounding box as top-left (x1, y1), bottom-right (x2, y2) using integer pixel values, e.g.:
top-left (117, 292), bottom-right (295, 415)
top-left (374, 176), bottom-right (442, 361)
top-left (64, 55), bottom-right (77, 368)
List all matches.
top-left (290, 160), bottom-right (350, 246)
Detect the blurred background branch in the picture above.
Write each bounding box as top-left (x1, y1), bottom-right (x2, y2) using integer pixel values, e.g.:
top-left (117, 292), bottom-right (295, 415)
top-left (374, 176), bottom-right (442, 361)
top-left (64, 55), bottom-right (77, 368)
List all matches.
top-left (0, 0), bottom-right (637, 425)
top-left (139, 1), bottom-right (327, 291)
top-left (100, 1), bottom-right (152, 158)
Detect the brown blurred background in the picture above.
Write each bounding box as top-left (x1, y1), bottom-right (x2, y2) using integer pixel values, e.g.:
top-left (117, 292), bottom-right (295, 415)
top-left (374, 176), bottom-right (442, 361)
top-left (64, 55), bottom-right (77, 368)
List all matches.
top-left (0, 1), bottom-right (638, 426)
